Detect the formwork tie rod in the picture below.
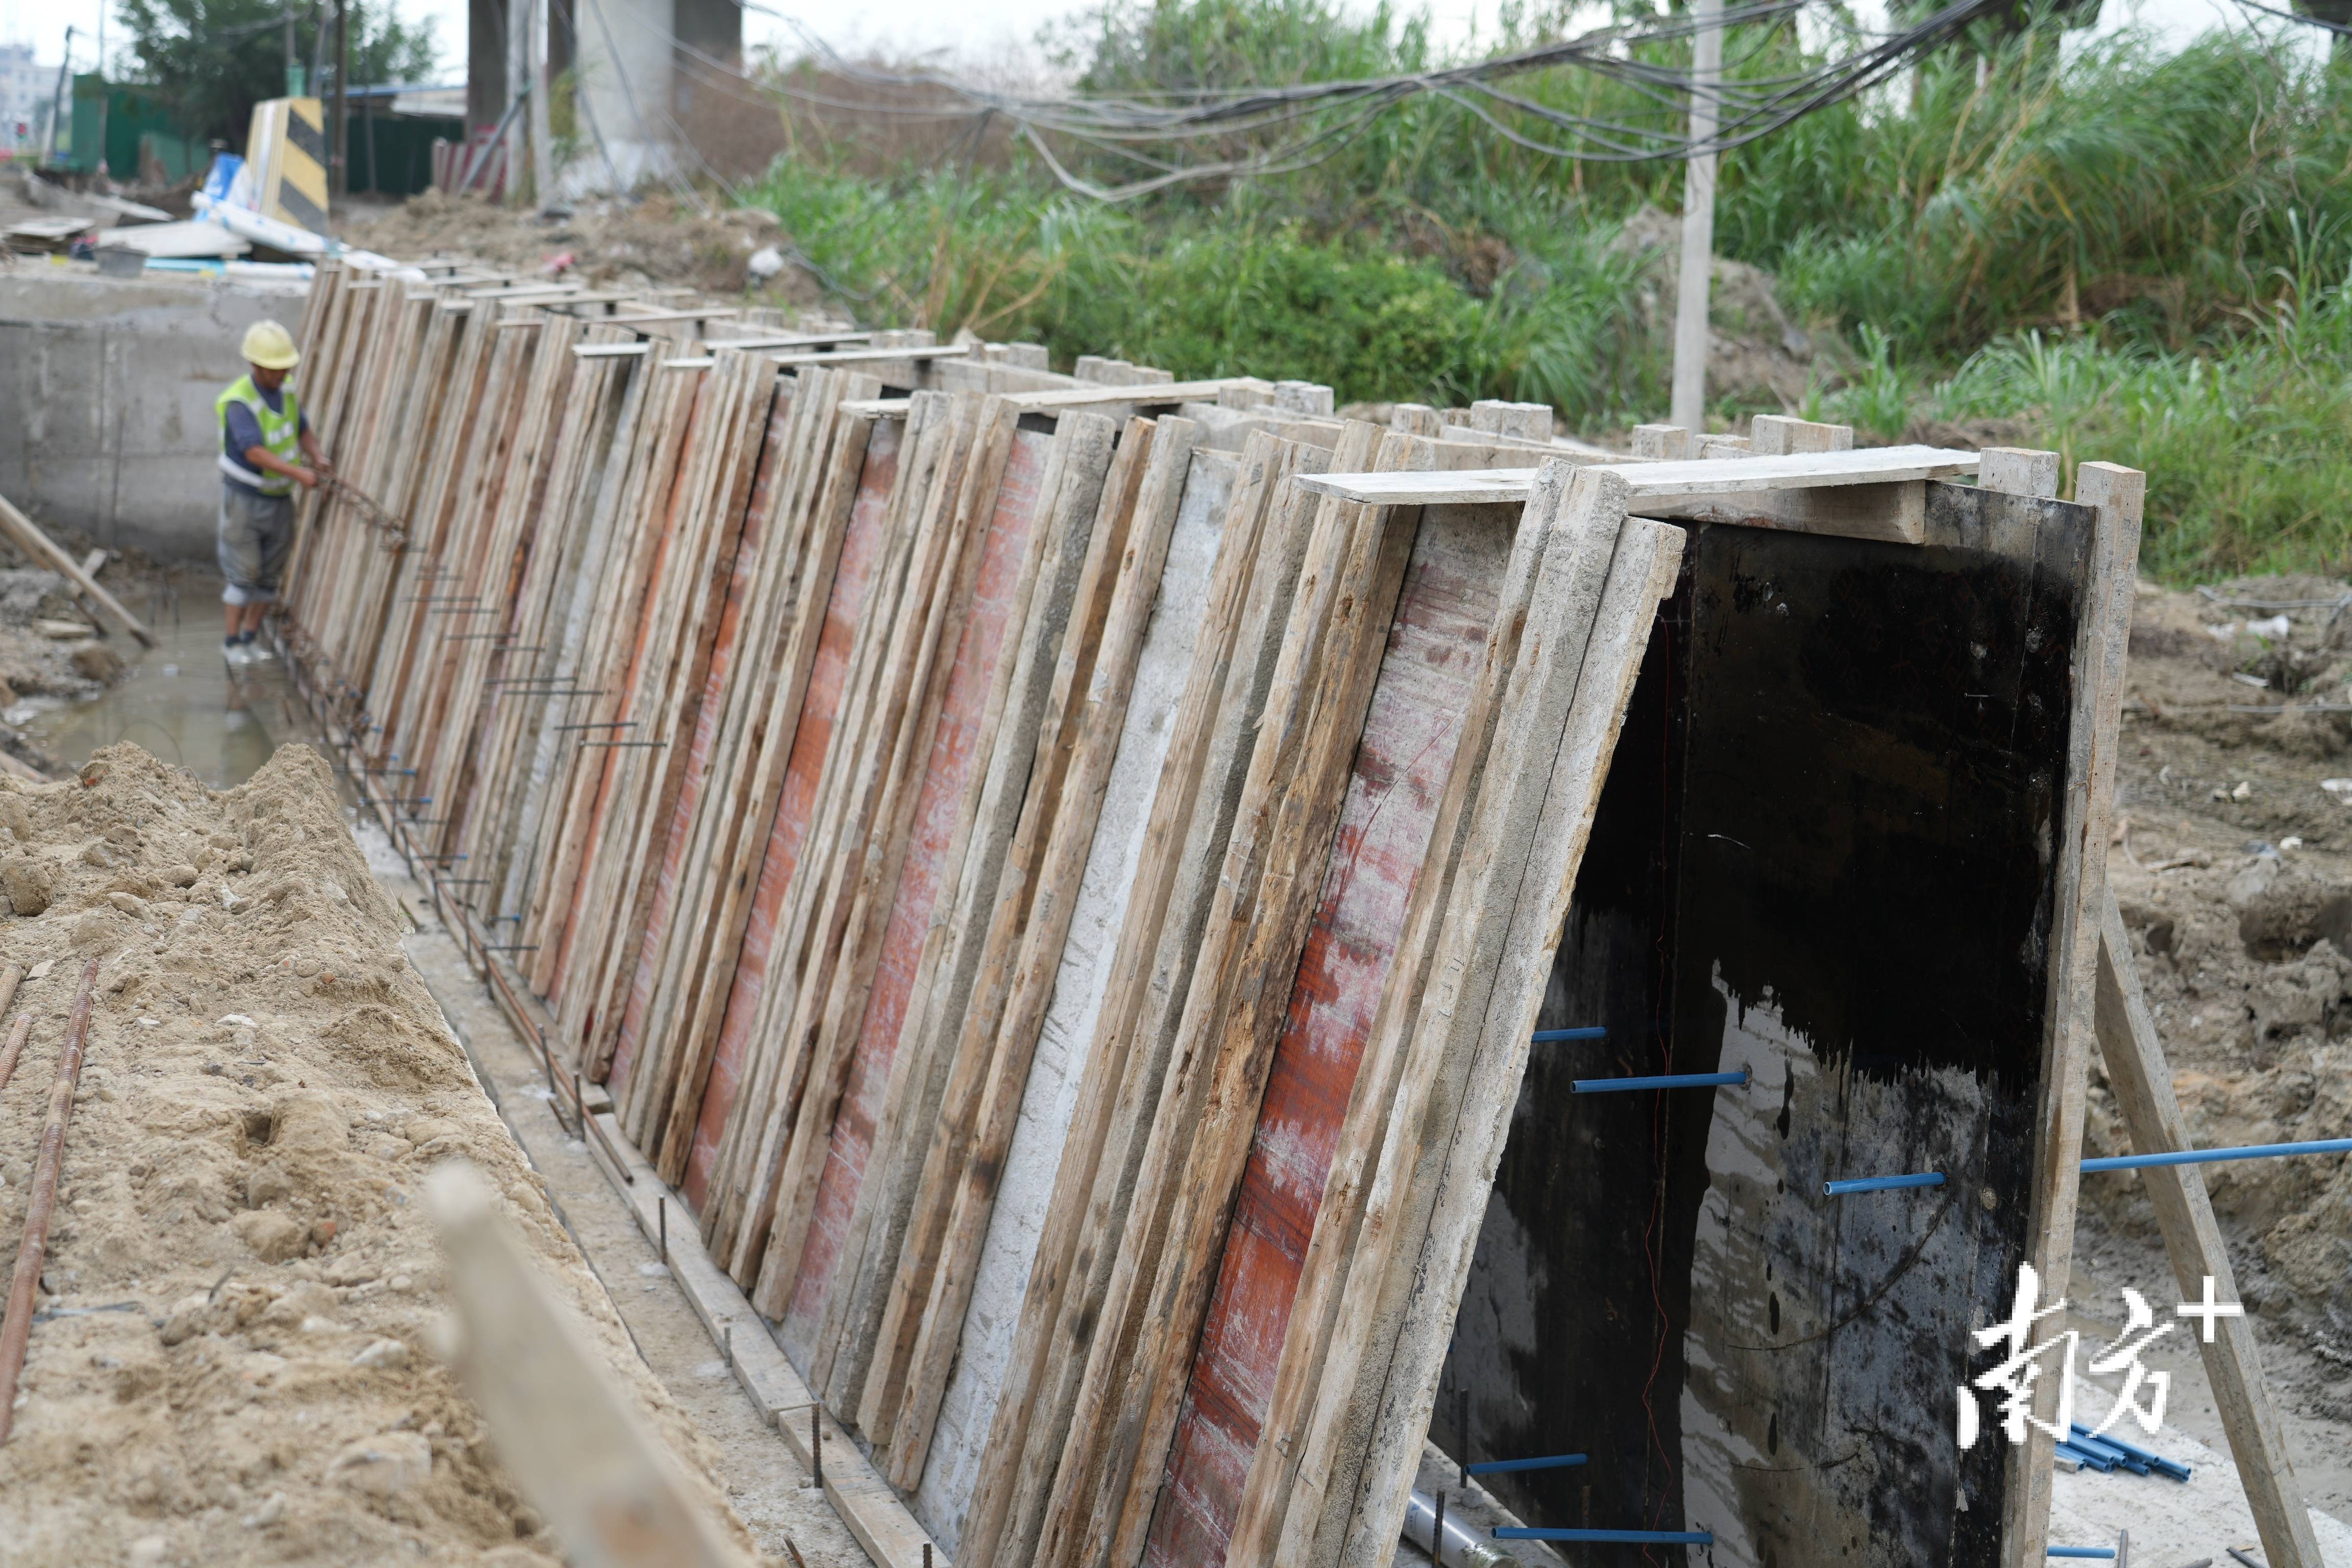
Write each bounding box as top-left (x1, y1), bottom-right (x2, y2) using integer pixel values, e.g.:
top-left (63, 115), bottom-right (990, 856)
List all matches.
top-left (1824, 1172), bottom-right (1947, 1196)
top-left (1831, 1135), bottom-right (2352, 1196)
top-left (2082, 1135), bottom-right (2352, 1173)
top-left (1572, 1070), bottom-right (1746, 1094)
top-left (1497, 1528), bottom-right (1712, 1545)
top-left (1465, 1453), bottom-right (1586, 1476)
top-left (1531, 1026), bottom-right (1608, 1042)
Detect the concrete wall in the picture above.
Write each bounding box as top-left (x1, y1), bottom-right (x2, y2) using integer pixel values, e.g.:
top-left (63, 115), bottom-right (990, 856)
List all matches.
top-left (0, 267), bottom-right (312, 561)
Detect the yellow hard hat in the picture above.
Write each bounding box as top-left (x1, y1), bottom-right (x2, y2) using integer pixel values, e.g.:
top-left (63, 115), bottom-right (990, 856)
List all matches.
top-left (240, 320), bottom-right (301, 370)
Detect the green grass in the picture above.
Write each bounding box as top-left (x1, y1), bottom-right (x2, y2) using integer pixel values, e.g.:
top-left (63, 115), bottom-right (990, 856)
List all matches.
top-left (739, 6), bottom-right (2352, 581)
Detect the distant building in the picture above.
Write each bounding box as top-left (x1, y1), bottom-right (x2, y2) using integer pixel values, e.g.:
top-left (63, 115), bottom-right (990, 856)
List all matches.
top-left (0, 43), bottom-right (59, 161)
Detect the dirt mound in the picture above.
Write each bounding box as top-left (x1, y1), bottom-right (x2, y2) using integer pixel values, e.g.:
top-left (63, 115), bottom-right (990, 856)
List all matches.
top-left (0, 743), bottom-right (756, 1566)
top-left (1610, 203), bottom-right (1850, 411)
top-left (342, 189), bottom-right (836, 308)
top-left (2090, 575), bottom-right (2352, 1420)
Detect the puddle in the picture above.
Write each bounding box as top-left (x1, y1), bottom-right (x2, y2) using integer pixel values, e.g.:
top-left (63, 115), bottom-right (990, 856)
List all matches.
top-left (18, 610), bottom-right (328, 790)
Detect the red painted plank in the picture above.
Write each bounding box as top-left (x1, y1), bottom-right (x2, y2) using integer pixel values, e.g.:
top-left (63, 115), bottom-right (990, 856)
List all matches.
top-left (1145, 508), bottom-right (1512, 1568)
top-left (778, 428), bottom-right (1052, 1340)
top-left (608, 389), bottom-right (797, 1096)
top-left (681, 418), bottom-right (902, 1215)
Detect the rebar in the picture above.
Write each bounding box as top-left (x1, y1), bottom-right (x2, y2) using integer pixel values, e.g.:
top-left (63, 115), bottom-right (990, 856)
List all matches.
top-left (0, 958), bottom-right (101, 1444)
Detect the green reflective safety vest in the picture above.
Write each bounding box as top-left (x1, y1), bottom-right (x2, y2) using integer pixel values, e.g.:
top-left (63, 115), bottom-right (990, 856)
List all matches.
top-left (216, 374), bottom-right (302, 498)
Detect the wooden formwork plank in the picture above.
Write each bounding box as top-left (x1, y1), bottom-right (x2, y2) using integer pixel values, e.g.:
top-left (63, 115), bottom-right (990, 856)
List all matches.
top-left (698, 393), bottom-right (969, 1271)
top-left (956, 431), bottom-right (1336, 1568)
top-left (594, 373), bottom-right (802, 1082)
top-left (885, 418), bottom-right (1207, 1496)
top-left (495, 326), bottom-right (654, 949)
top-left (457, 331), bottom-right (636, 908)
top-left (914, 438), bottom-right (1239, 1546)
top-left (419, 311), bottom-right (585, 865)
top-left (855, 417), bottom-right (1160, 1452)
top-left (1029, 421), bottom-right (1410, 1568)
top-left (647, 408), bottom-right (901, 1188)
top-left (1314, 497), bottom-right (1684, 1568)
top-left (809, 413), bottom-right (1121, 1417)
top-left (2000, 458), bottom-right (2143, 1565)
top-left (720, 392), bottom-right (992, 1289)
top-left (606, 369), bottom-right (870, 1102)
top-left (765, 415), bottom-right (1057, 1355)
top-left (745, 395), bottom-right (1029, 1322)
top-left (1146, 483), bottom-right (1538, 1568)
top-left (554, 352), bottom-right (772, 1035)
top-left (519, 356), bottom-right (702, 998)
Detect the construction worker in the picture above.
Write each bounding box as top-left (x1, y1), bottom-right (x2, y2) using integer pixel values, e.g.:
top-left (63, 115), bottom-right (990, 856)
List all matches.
top-left (216, 319), bottom-right (328, 665)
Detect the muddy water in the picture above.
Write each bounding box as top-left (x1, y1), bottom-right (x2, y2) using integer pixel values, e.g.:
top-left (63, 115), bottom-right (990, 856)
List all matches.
top-left (18, 609), bottom-right (325, 788)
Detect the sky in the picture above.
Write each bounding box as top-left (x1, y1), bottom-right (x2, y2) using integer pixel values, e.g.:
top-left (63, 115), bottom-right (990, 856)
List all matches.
top-left (1, 0), bottom-right (2307, 90)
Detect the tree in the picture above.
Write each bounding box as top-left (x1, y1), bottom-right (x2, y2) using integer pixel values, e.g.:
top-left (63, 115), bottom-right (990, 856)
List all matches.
top-left (114, 0), bottom-right (439, 145)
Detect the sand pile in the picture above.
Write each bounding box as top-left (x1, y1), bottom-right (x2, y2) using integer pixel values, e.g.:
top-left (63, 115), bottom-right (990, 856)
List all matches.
top-left (2090, 574), bottom-right (2352, 1420)
top-left (0, 742), bottom-right (757, 1566)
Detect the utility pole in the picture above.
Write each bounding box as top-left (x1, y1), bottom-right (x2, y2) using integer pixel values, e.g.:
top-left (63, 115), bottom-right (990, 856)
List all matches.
top-left (1669, 0), bottom-right (1723, 433)
top-left (46, 28), bottom-right (70, 166)
top-left (284, 6), bottom-right (302, 97)
top-left (333, 0), bottom-right (349, 200)
top-left (529, 0), bottom-right (554, 207)
top-left (505, 0), bottom-right (529, 206)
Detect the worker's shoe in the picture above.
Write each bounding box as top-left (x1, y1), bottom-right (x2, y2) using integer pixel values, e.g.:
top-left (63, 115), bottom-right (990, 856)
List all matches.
top-left (223, 636), bottom-right (253, 667)
top-left (241, 634), bottom-right (276, 664)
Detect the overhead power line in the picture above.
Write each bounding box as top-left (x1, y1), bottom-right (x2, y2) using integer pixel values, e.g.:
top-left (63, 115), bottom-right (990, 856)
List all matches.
top-left (666, 0), bottom-right (2021, 199)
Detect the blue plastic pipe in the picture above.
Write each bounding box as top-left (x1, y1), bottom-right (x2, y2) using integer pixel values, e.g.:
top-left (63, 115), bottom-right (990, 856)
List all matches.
top-left (1497, 1529), bottom-right (1713, 1545)
top-left (1840, 1136), bottom-right (2352, 1196)
top-left (2047, 1549), bottom-right (2117, 1560)
top-left (2082, 1135), bottom-right (2352, 1172)
top-left (1572, 1070), bottom-right (1747, 1094)
top-left (1531, 1026), bottom-right (1608, 1042)
top-left (2072, 1424), bottom-right (2190, 1481)
top-left (1464, 1454), bottom-right (1587, 1476)
top-left (2067, 1433), bottom-right (2144, 1472)
top-left (1824, 1172), bottom-right (1946, 1196)
top-left (2055, 1442), bottom-right (2111, 1472)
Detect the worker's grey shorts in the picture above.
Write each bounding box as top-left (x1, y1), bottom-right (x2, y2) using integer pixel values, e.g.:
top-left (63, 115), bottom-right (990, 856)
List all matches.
top-left (218, 484), bottom-right (295, 606)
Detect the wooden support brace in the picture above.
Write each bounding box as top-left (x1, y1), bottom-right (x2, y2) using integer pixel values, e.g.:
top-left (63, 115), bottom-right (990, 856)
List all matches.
top-left (425, 1163), bottom-right (756, 1568)
top-left (2094, 892), bottom-right (2323, 1568)
top-left (0, 490), bottom-right (157, 646)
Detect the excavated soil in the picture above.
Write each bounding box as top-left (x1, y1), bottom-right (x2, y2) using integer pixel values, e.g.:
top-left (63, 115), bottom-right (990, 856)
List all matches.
top-left (0, 743), bottom-right (759, 1566)
top-left (342, 189), bottom-right (833, 307)
top-left (2086, 574), bottom-right (2352, 1435)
